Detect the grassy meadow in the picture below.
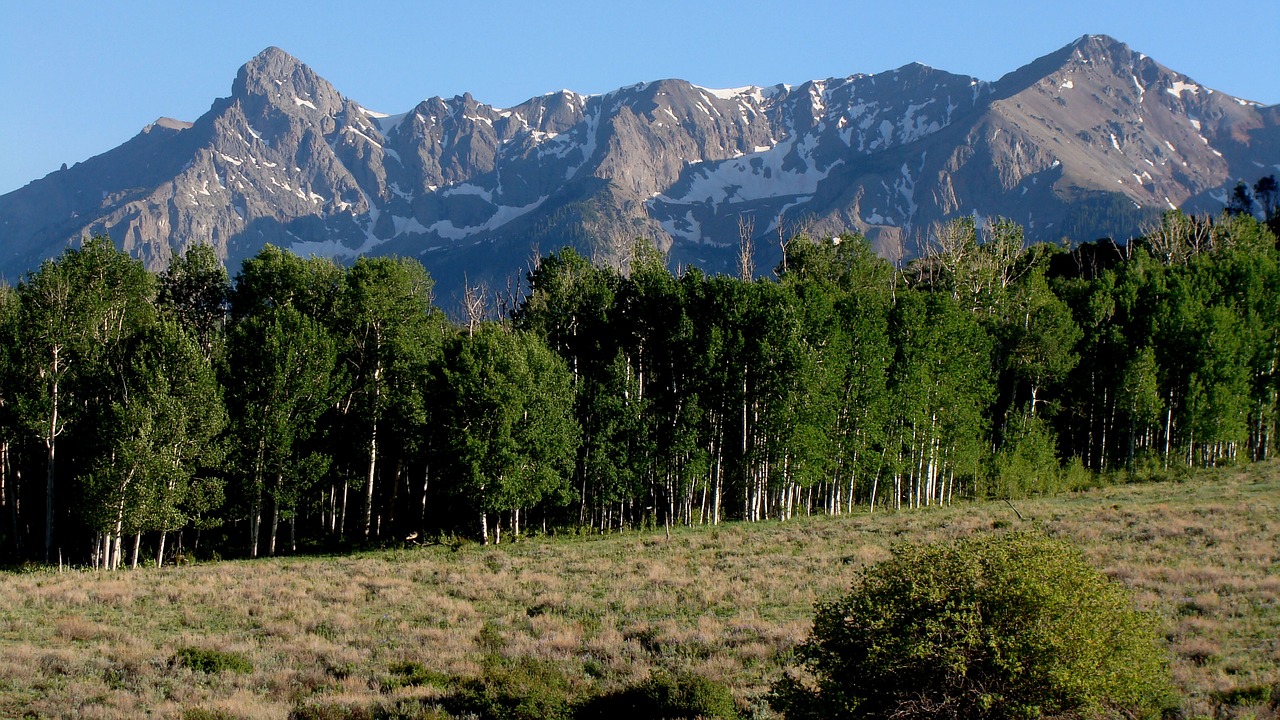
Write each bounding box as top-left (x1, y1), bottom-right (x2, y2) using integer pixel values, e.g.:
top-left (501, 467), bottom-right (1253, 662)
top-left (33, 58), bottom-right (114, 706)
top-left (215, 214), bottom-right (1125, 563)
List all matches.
top-left (1, 462), bottom-right (1278, 719)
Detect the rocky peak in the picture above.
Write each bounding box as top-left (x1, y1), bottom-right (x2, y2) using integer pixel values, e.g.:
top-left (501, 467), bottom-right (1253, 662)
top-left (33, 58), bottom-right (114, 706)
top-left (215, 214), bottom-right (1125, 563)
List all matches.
top-left (232, 46), bottom-right (346, 120)
top-left (1, 37), bottom-right (1276, 297)
top-left (1071, 34), bottom-right (1135, 60)
top-left (234, 47), bottom-right (303, 95)
top-left (516, 91), bottom-right (589, 133)
top-left (888, 62), bottom-right (946, 85)
top-left (995, 34), bottom-right (1170, 103)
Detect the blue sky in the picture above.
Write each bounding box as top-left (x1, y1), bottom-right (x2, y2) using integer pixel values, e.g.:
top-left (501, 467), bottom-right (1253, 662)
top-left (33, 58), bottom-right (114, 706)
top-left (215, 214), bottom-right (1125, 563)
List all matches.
top-left (3, 1), bottom-right (1277, 195)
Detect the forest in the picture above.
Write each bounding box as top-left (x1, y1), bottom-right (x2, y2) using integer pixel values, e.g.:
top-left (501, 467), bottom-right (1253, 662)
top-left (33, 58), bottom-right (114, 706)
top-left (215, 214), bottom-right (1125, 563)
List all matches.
top-left (0, 205), bottom-right (1276, 569)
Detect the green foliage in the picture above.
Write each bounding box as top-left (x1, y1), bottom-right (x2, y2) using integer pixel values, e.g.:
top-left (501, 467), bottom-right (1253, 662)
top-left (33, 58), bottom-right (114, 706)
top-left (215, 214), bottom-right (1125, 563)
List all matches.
top-left (989, 415), bottom-right (1062, 498)
top-left (13, 234), bottom-right (156, 560)
top-left (2, 212), bottom-right (1278, 561)
top-left (1210, 683), bottom-right (1276, 710)
top-left (224, 303), bottom-right (338, 555)
top-left (158, 243), bottom-right (230, 358)
top-left (1057, 191), bottom-right (1161, 246)
top-left (885, 288), bottom-right (994, 507)
top-left (432, 322), bottom-right (580, 536)
top-left (579, 671), bottom-right (740, 720)
top-left (450, 655), bottom-right (582, 720)
top-left (230, 243), bottom-right (344, 321)
top-left (771, 532), bottom-right (1176, 720)
top-left (1058, 456), bottom-right (1098, 492)
top-left (172, 646), bottom-right (253, 674)
top-left (380, 661), bottom-right (451, 692)
top-left (82, 319), bottom-right (227, 547)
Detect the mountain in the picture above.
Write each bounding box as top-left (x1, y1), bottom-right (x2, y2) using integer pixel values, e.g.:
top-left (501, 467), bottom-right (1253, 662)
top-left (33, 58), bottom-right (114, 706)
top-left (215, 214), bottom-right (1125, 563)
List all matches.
top-left (2, 36), bottom-right (1277, 301)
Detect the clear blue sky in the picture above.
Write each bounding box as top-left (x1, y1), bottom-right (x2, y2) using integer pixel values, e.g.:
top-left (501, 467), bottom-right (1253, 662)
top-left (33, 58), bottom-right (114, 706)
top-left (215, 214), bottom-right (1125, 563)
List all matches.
top-left (3, 1), bottom-right (1277, 195)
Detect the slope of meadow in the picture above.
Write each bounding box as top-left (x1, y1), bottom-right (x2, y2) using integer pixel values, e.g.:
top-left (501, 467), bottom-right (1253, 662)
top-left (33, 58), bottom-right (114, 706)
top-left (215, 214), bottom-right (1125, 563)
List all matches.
top-left (1, 462), bottom-right (1277, 719)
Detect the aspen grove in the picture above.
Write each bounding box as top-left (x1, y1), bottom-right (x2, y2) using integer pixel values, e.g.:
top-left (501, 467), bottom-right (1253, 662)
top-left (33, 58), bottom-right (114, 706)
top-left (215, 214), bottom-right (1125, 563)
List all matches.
top-left (0, 209), bottom-right (1277, 565)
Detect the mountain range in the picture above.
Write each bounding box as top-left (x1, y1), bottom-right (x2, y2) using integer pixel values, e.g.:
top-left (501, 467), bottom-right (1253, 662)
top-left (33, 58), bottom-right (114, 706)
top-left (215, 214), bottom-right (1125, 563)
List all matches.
top-left (2, 34), bottom-right (1277, 300)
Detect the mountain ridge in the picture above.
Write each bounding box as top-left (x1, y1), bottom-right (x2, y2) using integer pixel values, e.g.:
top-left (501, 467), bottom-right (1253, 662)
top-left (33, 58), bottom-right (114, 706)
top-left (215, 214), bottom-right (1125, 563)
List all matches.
top-left (2, 35), bottom-right (1276, 300)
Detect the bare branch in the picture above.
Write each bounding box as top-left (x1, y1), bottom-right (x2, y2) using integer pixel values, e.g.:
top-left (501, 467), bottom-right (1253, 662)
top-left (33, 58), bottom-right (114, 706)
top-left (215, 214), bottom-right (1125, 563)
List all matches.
top-left (462, 277), bottom-right (487, 337)
top-left (737, 214), bottom-right (756, 281)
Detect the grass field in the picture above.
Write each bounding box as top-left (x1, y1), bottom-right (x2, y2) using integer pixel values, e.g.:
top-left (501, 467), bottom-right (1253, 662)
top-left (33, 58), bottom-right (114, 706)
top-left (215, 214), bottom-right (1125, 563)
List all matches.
top-left (1, 462), bottom-right (1277, 719)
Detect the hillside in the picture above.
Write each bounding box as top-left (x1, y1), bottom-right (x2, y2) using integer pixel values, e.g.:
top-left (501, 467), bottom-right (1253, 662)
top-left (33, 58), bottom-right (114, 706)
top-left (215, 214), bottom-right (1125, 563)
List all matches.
top-left (2, 463), bottom-right (1276, 719)
top-left (1, 36), bottom-right (1277, 300)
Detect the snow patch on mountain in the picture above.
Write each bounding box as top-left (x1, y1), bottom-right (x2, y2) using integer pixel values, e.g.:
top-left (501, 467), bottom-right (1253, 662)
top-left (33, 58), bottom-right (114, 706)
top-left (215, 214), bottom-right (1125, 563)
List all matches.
top-left (659, 209), bottom-right (701, 245)
top-left (697, 85), bottom-right (759, 101)
top-left (655, 136), bottom-right (839, 209)
top-left (442, 183), bottom-right (494, 202)
top-left (428, 196), bottom-right (548, 240)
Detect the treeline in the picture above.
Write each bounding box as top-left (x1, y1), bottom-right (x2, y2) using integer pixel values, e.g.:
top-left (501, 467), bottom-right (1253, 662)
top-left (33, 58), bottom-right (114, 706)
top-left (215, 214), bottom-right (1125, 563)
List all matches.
top-left (0, 209), bottom-right (1276, 567)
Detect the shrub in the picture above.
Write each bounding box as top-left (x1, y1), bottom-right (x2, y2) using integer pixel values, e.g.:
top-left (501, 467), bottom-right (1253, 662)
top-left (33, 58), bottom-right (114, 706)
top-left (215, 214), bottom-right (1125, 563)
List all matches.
top-left (289, 701), bottom-right (451, 720)
top-left (1211, 683), bottom-right (1275, 709)
top-left (449, 655), bottom-right (581, 720)
top-left (1059, 455), bottom-right (1098, 492)
top-left (770, 532), bottom-right (1176, 720)
top-left (989, 415), bottom-right (1062, 498)
top-left (380, 661), bottom-right (451, 692)
top-left (172, 646), bottom-right (253, 674)
top-left (579, 670), bottom-right (739, 719)
top-left (183, 710), bottom-right (239, 720)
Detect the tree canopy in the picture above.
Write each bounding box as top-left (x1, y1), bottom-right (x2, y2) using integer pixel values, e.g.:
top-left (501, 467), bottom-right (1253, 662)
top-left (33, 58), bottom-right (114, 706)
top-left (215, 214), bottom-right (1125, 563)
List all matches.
top-left (0, 207), bottom-right (1277, 564)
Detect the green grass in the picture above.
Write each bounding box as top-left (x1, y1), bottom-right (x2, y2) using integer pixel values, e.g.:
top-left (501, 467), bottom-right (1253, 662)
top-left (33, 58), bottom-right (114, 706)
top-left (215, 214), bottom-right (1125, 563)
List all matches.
top-left (1, 461), bottom-right (1277, 719)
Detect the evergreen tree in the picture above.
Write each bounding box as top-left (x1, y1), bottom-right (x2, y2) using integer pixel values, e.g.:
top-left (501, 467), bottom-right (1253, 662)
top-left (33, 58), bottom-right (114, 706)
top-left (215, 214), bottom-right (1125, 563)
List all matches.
top-left (1226, 181), bottom-right (1255, 217)
top-left (1254, 175), bottom-right (1278, 224)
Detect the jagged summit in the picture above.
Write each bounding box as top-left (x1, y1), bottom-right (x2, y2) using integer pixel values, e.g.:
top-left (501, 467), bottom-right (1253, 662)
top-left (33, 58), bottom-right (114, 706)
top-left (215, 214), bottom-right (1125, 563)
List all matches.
top-left (1, 37), bottom-right (1276, 298)
top-left (1061, 34), bottom-right (1165, 82)
top-left (235, 46), bottom-right (306, 86)
top-left (1073, 33), bottom-right (1131, 52)
top-left (231, 46), bottom-right (347, 119)
top-left (890, 61), bottom-right (943, 76)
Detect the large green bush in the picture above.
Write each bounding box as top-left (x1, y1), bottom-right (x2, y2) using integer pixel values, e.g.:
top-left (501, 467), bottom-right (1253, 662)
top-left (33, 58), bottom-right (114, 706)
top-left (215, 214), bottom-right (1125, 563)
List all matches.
top-left (770, 532), bottom-right (1175, 720)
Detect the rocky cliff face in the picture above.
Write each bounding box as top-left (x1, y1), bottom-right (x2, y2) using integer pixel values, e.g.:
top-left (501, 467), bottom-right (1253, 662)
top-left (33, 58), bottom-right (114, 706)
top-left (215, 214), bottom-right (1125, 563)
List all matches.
top-left (2, 36), bottom-right (1276, 300)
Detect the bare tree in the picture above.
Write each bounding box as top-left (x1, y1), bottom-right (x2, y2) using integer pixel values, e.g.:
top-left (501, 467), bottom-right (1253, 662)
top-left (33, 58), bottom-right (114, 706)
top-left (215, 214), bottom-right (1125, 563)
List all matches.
top-left (1142, 211), bottom-right (1213, 266)
top-left (738, 214), bottom-right (756, 281)
top-left (773, 211), bottom-right (814, 275)
top-left (925, 217), bottom-right (980, 302)
top-left (462, 277), bottom-right (488, 337)
top-left (592, 232), bottom-right (634, 275)
top-left (980, 217), bottom-right (1030, 291)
